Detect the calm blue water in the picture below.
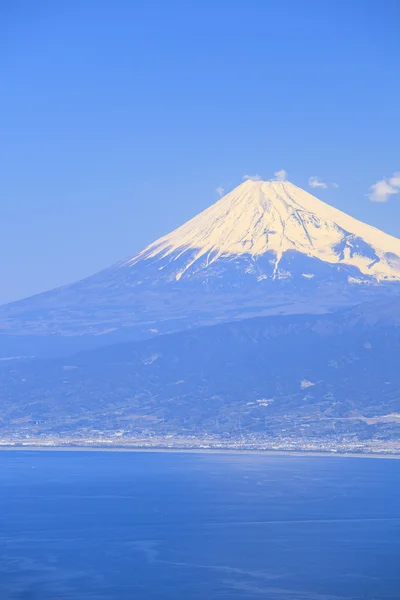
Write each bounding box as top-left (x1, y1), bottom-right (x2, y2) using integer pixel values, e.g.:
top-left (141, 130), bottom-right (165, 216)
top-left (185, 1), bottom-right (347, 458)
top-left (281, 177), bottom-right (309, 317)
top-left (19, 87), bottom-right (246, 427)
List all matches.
top-left (0, 451), bottom-right (399, 599)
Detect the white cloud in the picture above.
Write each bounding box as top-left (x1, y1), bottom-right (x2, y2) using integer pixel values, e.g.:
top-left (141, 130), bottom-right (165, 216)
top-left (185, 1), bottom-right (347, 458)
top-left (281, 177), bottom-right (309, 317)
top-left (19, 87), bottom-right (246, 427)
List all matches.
top-left (369, 180), bottom-right (396, 203)
top-left (389, 172), bottom-right (400, 187)
top-left (308, 176), bottom-right (328, 189)
top-left (242, 174), bottom-right (261, 181)
top-left (301, 379), bottom-right (315, 390)
top-left (368, 171), bottom-right (400, 202)
top-left (215, 186), bottom-right (224, 197)
top-left (274, 169), bottom-right (287, 181)
top-left (332, 182), bottom-right (339, 189)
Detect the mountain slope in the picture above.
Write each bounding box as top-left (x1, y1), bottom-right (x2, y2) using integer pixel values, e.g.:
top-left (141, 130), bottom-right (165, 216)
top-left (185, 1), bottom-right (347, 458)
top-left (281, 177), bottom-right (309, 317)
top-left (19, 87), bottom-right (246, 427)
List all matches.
top-left (1, 300), bottom-right (400, 449)
top-left (129, 180), bottom-right (400, 281)
top-left (1, 180), bottom-right (400, 351)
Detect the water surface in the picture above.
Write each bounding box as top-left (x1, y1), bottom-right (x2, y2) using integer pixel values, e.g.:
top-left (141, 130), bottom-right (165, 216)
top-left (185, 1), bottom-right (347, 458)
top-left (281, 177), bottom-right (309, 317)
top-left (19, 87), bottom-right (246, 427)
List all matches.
top-left (0, 451), bottom-right (399, 599)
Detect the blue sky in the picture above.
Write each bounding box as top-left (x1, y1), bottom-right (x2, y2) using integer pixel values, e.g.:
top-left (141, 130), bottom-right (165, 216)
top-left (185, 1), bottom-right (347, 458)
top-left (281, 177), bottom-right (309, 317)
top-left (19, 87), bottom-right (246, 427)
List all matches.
top-left (1, 0), bottom-right (399, 303)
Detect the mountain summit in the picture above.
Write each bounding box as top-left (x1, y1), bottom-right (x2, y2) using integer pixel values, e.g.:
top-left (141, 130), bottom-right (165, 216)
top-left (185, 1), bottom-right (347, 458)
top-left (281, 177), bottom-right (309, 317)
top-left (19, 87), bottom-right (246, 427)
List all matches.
top-left (127, 179), bottom-right (400, 282)
top-left (1, 179), bottom-right (400, 351)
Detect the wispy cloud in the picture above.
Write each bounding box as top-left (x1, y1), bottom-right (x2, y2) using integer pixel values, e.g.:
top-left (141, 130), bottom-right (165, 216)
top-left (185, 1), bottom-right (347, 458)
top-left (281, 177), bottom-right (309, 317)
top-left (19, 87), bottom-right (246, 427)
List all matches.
top-left (242, 174), bottom-right (261, 181)
top-left (274, 169), bottom-right (287, 181)
top-left (391, 172), bottom-right (400, 187)
top-left (332, 182), bottom-right (339, 189)
top-left (215, 186), bottom-right (224, 197)
top-left (308, 176), bottom-right (328, 189)
top-left (368, 171), bottom-right (400, 202)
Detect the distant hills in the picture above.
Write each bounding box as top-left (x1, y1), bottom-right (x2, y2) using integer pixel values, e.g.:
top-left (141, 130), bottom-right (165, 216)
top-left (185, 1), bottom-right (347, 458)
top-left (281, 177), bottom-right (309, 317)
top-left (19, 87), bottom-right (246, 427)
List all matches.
top-left (1, 299), bottom-right (399, 449)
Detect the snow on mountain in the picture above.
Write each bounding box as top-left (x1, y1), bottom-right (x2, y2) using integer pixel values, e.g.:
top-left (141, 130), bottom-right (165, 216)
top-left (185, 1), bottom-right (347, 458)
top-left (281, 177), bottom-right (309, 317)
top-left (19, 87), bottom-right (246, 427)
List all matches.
top-left (1, 179), bottom-right (400, 349)
top-left (126, 180), bottom-right (400, 282)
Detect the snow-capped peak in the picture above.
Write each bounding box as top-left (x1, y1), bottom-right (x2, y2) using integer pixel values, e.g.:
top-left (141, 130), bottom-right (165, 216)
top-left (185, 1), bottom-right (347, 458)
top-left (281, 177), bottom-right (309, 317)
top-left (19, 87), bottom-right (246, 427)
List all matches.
top-left (2, 179), bottom-right (400, 341)
top-left (126, 179), bottom-right (400, 281)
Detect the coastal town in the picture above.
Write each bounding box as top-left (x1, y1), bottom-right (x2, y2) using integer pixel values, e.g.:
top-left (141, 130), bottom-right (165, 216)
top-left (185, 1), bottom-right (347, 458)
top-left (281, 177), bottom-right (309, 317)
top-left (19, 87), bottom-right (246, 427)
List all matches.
top-left (1, 432), bottom-right (400, 456)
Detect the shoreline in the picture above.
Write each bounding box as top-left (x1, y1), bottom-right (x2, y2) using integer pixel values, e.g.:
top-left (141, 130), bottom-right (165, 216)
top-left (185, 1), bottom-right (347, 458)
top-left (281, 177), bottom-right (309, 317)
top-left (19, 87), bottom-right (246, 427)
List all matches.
top-left (0, 445), bottom-right (399, 459)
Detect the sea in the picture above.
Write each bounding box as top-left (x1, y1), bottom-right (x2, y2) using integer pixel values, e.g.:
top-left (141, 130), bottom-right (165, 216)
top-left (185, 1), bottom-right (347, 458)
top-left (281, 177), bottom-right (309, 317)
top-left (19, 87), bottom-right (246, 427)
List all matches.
top-left (0, 450), bottom-right (399, 600)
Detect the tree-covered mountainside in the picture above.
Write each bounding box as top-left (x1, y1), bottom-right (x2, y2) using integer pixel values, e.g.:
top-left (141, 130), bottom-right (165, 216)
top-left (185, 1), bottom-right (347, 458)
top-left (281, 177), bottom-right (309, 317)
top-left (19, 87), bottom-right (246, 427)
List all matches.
top-left (1, 300), bottom-right (399, 448)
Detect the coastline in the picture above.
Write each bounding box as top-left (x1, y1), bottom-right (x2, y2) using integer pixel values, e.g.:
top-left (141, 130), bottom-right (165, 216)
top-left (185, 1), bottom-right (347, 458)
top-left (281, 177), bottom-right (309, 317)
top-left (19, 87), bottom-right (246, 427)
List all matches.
top-left (0, 444), bottom-right (399, 459)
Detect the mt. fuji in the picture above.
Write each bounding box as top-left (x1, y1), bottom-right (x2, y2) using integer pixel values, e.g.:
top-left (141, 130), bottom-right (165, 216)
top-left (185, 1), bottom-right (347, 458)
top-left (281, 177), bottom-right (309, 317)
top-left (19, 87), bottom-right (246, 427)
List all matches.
top-left (128, 179), bottom-right (400, 281)
top-left (1, 179), bottom-right (400, 353)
